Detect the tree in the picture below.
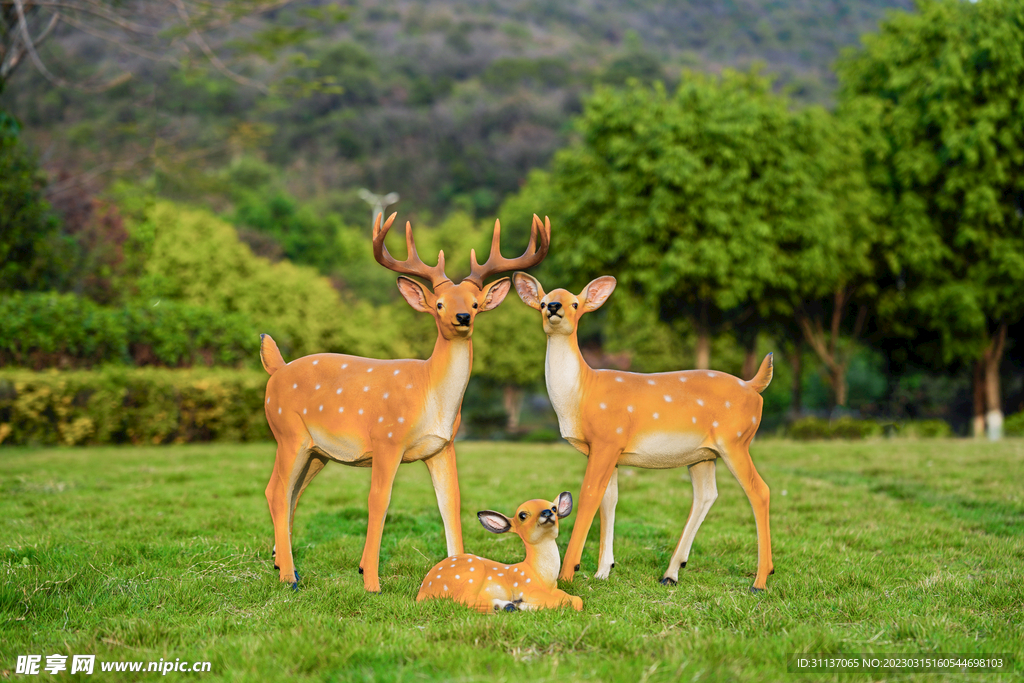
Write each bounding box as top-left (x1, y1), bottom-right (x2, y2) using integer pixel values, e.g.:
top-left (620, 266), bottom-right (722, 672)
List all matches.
top-left (838, 0), bottom-right (1024, 439)
top-left (524, 70), bottom-right (875, 408)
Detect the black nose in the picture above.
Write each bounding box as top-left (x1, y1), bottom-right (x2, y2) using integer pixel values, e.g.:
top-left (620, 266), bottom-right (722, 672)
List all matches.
top-left (546, 302), bottom-right (562, 314)
top-left (540, 509), bottom-right (554, 519)
top-left (455, 313), bottom-right (471, 326)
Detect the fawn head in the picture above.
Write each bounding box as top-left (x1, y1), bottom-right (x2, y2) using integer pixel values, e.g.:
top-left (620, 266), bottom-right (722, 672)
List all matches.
top-left (477, 492), bottom-right (573, 545)
top-left (375, 214), bottom-right (550, 341)
top-left (513, 273), bottom-right (617, 337)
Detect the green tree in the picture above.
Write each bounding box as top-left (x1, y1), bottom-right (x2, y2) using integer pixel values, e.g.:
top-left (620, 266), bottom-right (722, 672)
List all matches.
top-left (523, 70), bottom-right (875, 411)
top-left (838, 0), bottom-right (1024, 438)
top-left (0, 113), bottom-right (63, 291)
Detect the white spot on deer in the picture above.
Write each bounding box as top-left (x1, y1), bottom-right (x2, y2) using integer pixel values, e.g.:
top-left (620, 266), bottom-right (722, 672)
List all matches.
top-left (358, 409), bottom-right (364, 415)
top-left (338, 407), bottom-right (344, 413)
top-left (303, 408), bottom-right (307, 414)
top-left (469, 579), bottom-right (473, 583)
top-left (367, 368), bottom-right (373, 373)
top-left (336, 388), bottom-right (342, 394)
top-left (293, 383), bottom-right (298, 389)
top-left (497, 573), bottom-right (504, 577)
top-left (342, 364), bottom-right (348, 369)
top-left (616, 427), bottom-right (623, 434)
top-left (514, 582), bottom-right (518, 587)
top-left (266, 398), bottom-right (270, 404)
top-left (406, 384), bottom-right (413, 389)
top-left (526, 578), bottom-right (531, 584)
top-left (443, 584), bottom-right (448, 591)
top-left (488, 576), bottom-right (493, 581)
top-left (394, 370), bottom-right (400, 375)
top-left (437, 574), bottom-right (441, 579)
top-left (616, 377), bottom-right (624, 382)
top-left (319, 405), bottom-right (323, 412)
top-left (467, 558), bottom-right (472, 563)
top-left (398, 417), bottom-right (405, 423)
top-left (680, 376), bottom-right (687, 382)
top-left (696, 399), bottom-right (704, 406)
top-left (388, 432), bottom-right (392, 438)
top-left (712, 421), bottom-right (719, 428)
top-left (648, 380), bottom-right (656, 385)
top-left (752, 416), bottom-right (757, 423)
top-left (600, 403), bottom-right (606, 410)
top-left (383, 393), bottom-right (389, 399)
top-left (363, 386), bottom-right (369, 392)
top-left (455, 575), bottom-right (460, 580)
top-left (653, 413), bottom-right (659, 419)
top-left (737, 431), bottom-right (743, 438)
top-left (664, 395), bottom-right (672, 402)
top-left (312, 360), bottom-right (318, 365)
top-left (725, 401), bottom-right (731, 408)
top-left (738, 378), bottom-right (745, 386)
top-left (315, 384), bottom-right (320, 390)
top-left (627, 405), bottom-right (633, 412)
top-left (470, 567), bottom-right (475, 571)
top-left (378, 417), bottom-right (384, 423)
top-left (692, 416), bottom-right (697, 423)
top-left (278, 408), bottom-right (282, 414)
top-left (707, 372), bottom-right (716, 378)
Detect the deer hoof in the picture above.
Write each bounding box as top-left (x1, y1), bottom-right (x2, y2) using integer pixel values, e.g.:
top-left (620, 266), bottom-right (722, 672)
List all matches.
top-left (749, 586), bottom-right (764, 594)
top-left (274, 564), bottom-right (280, 570)
top-left (659, 577), bottom-right (677, 586)
top-left (770, 568), bottom-right (775, 575)
top-left (503, 603), bottom-right (517, 612)
top-left (610, 563), bottom-right (615, 569)
top-left (358, 567), bottom-right (364, 575)
top-left (574, 564), bottom-right (580, 572)
top-left (680, 561), bottom-right (687, 569)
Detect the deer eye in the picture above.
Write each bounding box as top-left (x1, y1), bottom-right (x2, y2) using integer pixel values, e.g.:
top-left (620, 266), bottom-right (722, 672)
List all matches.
top-left (518, 512), bottom-right (528, 521)
top-left (436, 302), bottom-right (443, 310)
top-left (572, 303), bottom-right (578, 309)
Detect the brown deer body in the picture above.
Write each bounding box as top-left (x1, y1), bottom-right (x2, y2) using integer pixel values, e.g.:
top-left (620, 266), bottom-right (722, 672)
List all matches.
top-left (417, 493), bottom-right (583, 613)
top-left (513, 273), bottom-right (775, 592)
top-left (262, 214), bottom-right (549, 592)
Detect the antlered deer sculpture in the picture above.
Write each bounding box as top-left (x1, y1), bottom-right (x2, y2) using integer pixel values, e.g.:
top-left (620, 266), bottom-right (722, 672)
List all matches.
top-left (513, 273), bottom-right (775, 592)
top-left (260, 213), bottom-right (549, 592)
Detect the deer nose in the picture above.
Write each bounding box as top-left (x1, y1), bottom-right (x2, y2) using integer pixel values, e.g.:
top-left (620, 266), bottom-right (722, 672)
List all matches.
top-left (546, 302), bottom-right (562, 314)
top-left (455, 313), bottom-right (471, 326)
top-left (540, 509), bottom-right (554, 519)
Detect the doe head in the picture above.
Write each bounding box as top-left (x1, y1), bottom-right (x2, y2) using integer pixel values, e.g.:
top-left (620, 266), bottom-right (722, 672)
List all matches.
top-left (374, 213), bottom-right (550, 341)
top-left (477, 492), bottom-right (573, 545)
top-left (513, 273), bottom-right (617, 337)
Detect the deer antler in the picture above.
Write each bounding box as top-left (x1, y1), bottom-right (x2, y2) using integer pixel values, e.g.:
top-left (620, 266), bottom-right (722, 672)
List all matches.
top-left (372, 212), bottom-right (452, 290)
top-left (464, 215), bottom-right (550, 289)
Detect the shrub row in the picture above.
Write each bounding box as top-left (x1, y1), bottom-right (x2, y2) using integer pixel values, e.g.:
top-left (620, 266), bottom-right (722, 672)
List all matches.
top-left (787, 416), bottom-right (953, 440)
top-left (0, 292), bottom-right (254, 368)
top-left (0, 368), bottom-right (270, 446)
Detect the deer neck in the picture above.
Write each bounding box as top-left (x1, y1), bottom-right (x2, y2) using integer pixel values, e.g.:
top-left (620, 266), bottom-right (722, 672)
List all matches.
top-left (523, 537), bottom-right (561, 588)
top-left (545, 332), bottom-right (591, 439)
top-left (422, 334), bottom-right (472, 437)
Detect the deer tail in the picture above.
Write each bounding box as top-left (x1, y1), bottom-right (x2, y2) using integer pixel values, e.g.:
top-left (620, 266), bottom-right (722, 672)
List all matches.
top-left (748, 353), bottom-right (773, 394)
top-left (260, 334), bottom-right (287, 376)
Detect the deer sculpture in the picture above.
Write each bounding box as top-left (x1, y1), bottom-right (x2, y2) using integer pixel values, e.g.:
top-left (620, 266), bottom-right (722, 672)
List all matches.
top-left (513, 273), bottom-right (775, 592)
top-left (260, 213), bottom-right (550, 592)
top-left (417, 492), bottom-right (583, 613)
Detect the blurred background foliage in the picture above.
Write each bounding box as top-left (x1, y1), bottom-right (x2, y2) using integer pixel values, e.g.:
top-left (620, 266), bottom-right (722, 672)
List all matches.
top-left (2, 0), bottom-right (1023, 443)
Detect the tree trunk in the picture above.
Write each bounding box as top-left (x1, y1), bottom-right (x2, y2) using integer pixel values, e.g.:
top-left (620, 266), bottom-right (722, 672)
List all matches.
top-left (832, 366), bottom-right (848, 409)
top-left (694, 313), bottom-right (710, 370)
top-left (795, 288), bottom-right (865, 410)
top-left (741, 334), bottom-right (758, 381)
top-left (982, 324), bottom-right (1007, 441)
top-left (972, 360), bottom-right (986, 438)
top-left (790, 338), bottom-right (803, 419)
top-left (503, 385), bottom-right (523, 432)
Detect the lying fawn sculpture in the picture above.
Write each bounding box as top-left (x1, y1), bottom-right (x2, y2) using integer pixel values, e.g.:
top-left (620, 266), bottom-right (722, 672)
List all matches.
top-left (417, 492), bottom-right (583, 613)
top-left (260, 213), bottom-right (549, 592)
top-left (513, 273), bottom-right (775, 592)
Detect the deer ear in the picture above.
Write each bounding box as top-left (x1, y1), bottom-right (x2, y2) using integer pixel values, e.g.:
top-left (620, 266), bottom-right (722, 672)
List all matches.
top-left (397, 277), bottom-right (433, 313)
top-left (513, 272), bottom-right (545, 310)
top-left (477, 510), bottom-right (512, 534)
top-left (556, 492), bottom-right (573, 518)
top-left (580, 276), bottom-right (616, 312)
top-left (480, 277), bottom-right (511, 312)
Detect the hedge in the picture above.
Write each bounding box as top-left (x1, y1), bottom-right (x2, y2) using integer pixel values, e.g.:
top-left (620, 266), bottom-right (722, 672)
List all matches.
top-left (0, 292), bottom-right (254, 368)
top-left (0, 368), bottom-right (270, 446)
top-left (787, 416), bottom-right (953, 440)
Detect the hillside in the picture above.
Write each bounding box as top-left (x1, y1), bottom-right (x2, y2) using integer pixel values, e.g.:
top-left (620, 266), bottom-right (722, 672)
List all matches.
top-left (3, 0), bottom-right (913, 216)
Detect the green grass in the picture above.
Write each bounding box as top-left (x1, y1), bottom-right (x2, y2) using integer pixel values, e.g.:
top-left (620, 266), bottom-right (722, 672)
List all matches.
top-left (2, 439), bottom-right (1022, 681)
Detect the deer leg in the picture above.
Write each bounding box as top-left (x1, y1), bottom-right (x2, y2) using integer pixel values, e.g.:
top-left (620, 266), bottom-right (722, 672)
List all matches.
top-left (359, 448), bottom-right (402, 593)
top-left (266, 431), bottom-right (309, 587)
top-left (594, 467), bottom-right (619, 579)
top-left (424, 442), bottom-right (465, 557)
top-left (559, 446), bottom-right (620, 582)
top-left (719, 446), bottom-right (773, 592)
top-left (661, 459), bottom-right (718, 585)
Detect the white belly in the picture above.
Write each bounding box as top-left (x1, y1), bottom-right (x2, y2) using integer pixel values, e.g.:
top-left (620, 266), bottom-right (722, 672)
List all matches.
top-left (619, 432), bottom-right (715, 469)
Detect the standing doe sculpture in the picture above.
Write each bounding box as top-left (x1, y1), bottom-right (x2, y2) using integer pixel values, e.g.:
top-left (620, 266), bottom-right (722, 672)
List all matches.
top-left (417, 492), bottom-right (583, 613)
top-left (260, 213), bottom-right (549, 592)
top-left (513, 273), bottom-right (775, 592)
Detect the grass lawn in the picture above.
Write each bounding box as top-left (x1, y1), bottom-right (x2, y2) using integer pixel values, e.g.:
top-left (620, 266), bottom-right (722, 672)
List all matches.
top-left (1, 438), bottom-right (1022, 681)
